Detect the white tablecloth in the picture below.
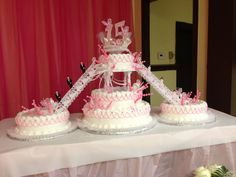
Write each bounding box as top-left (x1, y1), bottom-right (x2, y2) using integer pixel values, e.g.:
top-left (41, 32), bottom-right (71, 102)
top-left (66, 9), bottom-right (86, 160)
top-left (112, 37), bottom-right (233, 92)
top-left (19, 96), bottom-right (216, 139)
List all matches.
top-left (0, 108), bottom-right (236, 177)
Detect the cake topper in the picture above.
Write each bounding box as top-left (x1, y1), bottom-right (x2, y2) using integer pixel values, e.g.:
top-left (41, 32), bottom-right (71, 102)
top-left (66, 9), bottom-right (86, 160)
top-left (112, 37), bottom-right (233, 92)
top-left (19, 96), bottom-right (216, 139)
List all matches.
top-left (55, 91), bottom-right (61, 102)
top-left (99, 18), bottom-right (132, 53)
top-left (21, 98), bottom-right (55, 116)
top-left (80, 62), bottom-right (86, 73)
top-left (67, 76), bottom-right (73, 88)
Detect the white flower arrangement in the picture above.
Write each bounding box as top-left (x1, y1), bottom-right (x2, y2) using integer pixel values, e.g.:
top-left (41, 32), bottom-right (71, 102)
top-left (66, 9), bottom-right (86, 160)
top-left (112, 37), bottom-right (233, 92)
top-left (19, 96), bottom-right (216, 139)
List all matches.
top-left (194, 164), bottom-right (236, 177)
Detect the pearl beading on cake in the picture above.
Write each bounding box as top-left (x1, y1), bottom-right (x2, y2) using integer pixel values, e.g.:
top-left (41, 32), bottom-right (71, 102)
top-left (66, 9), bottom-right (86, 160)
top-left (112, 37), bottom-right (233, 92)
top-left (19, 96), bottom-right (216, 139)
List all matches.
top-left (158, 100), bottom-right (214, 125)
top-left (98, 54), bottom-right (135, 72)
top-left (84, 102), bottom-right (150, 119)
top-left (160, 102), bottom-right (208, 114)
top-left (108, 54), bottom-right (134, 63)
top-left (15, 110), bottom-right (69, 127)
top-left (91, 89), bottom-right (140, 103)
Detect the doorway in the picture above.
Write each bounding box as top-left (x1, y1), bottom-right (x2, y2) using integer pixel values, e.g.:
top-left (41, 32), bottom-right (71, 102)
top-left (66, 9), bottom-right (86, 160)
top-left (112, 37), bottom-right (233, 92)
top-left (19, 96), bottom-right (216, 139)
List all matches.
top-left (176, 21), bottom-right (195, 93)
top-left (141, 0), bottom-right (198, 104)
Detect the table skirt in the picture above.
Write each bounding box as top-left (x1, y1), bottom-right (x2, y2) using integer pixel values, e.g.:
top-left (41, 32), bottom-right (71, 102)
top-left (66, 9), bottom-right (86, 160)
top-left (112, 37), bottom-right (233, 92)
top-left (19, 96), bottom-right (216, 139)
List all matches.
top-left (28, 142), bottom-right (236, 177)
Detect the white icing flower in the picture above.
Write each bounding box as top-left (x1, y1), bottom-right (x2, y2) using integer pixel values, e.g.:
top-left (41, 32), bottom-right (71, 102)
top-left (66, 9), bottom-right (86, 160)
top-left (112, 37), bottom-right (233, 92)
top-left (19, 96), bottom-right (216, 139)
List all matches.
top-left (195, 166), bottom-right (205, 172)
top-left (194, 166), bottom-right (211, 177)
top-left (194, 164), bottom-right (236, 177)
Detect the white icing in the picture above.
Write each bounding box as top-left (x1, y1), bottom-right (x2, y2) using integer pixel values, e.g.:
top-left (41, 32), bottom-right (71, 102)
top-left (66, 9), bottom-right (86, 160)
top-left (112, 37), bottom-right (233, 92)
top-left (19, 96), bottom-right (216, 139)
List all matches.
top-left (84, 101), bottom-right (150, 119)
top-left (92, 86), bottom-right (134, 97)
top-left (99, 54), bottom-right (135, 72)
top-left (89, 87), bottom-right (141, 110)
top-left (159, 101), bottom-right (212, 124)
top-left (158, 113), bottom-right (209, 124)
top-left (15, 122), bottom-right (71, 136)
top-left (81, 115), bottom-right (152, 130)
top-left (82, 89), bottom-right (152, 130)
top-left (15, 109), bottom-right (70, 136)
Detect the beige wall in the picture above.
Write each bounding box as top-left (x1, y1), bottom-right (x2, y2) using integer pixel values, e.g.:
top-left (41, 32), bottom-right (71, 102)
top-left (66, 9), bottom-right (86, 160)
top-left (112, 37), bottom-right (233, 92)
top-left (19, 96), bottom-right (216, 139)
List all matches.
top-left (149, 0), bottom-right (192, 105)
top-left (150, 71), bottom-right (177, 106)
top-left (150, 0), bottom-right (193, 65)
top-left (133, 0), bottom-right (209, 105)
top-left (197, 0), bottom-right (208, 100)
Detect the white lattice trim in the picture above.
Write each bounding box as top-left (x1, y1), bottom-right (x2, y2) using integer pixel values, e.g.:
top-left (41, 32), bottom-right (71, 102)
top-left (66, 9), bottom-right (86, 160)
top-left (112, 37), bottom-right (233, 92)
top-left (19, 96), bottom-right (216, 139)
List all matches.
top-left (83, 101), bottom-right (150, 119)
top-left (108, 54), bottom-right (134, 63)
top-left (82, 101), bottom-right (152, 130)
top-left (91, 87), bottom-right (140, 102)
top-left (158, 101), bottom-right (214, 125)
top-left (160, 101), bottom-right (208, 114)
top-left (15, 109), bottom-right (70, 127)
top-left (14, 121), bottom-right (72, 136)
top-left (98, 54), bottom-right (135, 72)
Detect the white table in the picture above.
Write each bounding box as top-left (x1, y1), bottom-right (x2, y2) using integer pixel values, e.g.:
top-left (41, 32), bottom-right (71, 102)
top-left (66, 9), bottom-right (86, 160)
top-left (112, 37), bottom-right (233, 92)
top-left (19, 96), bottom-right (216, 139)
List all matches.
top-left (1, 108), bottom-right (236, 177)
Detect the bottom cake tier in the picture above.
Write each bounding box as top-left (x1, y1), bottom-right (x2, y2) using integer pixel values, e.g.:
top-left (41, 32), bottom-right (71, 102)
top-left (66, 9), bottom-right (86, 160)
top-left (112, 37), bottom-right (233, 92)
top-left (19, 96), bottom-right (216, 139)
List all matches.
top-left (79, 101), bottom-right (155, 134)
top-left (158, 101), bottom-right (215, 125)
top-left (7, 108), bottom-right (78, 141)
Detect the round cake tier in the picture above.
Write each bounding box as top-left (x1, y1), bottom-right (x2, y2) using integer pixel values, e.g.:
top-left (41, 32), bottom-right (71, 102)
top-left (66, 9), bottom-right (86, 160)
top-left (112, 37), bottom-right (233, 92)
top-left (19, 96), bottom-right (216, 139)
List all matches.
top-left (158, 101), bottom-right (215, 125)
top-left (99, 53), bottom-right (135, 72)
top-left (81, 101), bottom-right (152, 131)
top-left (84, 101), bottom-right (150, 119)
top-left (89, 87), bottom-right (141, 110)
top-left (14, 109), bottom-right (70, 136)
top-left (14, 121), bottom-right (72, 136)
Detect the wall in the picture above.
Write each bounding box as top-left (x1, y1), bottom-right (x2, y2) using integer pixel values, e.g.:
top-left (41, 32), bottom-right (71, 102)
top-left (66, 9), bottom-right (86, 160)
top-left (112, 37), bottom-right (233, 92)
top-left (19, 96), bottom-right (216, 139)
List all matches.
top-left (231, 60), bottom-right (236, 116)
top-left (150, 71), bottom-right (177, 106)
top-left (150, 0), bottom-right (193, 65)
top-left (135, 0), bottom-right (209, 105)
top-left (197, 0), bottom-right (208, 100)
top-left (149, 0), bottom-right (192, 105)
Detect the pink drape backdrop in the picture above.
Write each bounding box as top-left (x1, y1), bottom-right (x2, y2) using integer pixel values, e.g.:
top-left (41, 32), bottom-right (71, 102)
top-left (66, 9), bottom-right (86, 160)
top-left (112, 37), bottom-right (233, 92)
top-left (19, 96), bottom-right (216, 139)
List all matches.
top-left (0, 0), bottom-right (135, 120)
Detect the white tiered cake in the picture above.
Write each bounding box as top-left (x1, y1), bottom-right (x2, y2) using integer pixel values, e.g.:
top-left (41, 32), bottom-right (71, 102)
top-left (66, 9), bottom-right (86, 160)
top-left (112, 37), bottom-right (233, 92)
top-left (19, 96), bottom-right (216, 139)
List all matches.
top-left (8, 18), bottom-right (215, 140)
top-left (7, 98), bottom-right (76, 140)
top-left (158, 100), bottom-right (213, 125)
top-left (157, 90), bottom-right (215, 125)
top-left (81, 86), bottom-right (153, 131)
top-left (79, 19), bottom-right (155, 133)
top-left (14, 106), bottom-right (70, 136)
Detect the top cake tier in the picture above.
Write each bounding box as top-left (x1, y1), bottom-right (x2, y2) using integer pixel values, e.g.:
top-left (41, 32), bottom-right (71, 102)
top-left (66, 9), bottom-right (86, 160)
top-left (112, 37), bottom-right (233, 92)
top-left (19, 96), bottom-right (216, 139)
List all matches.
top-left (98, 53), bottom-right (135, 72)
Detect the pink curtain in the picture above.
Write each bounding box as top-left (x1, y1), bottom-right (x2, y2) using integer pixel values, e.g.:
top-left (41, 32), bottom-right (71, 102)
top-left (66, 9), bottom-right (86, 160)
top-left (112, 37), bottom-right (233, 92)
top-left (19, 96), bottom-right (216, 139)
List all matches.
top-left (0, 0), bottom-right (135, 120)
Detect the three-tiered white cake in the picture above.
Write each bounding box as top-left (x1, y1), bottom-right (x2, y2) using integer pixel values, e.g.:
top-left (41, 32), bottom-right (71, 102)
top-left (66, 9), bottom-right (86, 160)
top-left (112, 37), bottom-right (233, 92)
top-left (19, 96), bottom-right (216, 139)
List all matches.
top-left (80, 19), bottom-right (154, 132)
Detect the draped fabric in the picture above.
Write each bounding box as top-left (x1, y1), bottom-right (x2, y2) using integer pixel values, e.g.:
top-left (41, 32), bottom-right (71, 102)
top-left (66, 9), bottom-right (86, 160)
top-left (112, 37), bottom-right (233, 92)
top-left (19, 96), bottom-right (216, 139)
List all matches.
top-left (0, 0), bottom-right (134, 120)
top-left (23, 143), bottom-right (236, 177)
